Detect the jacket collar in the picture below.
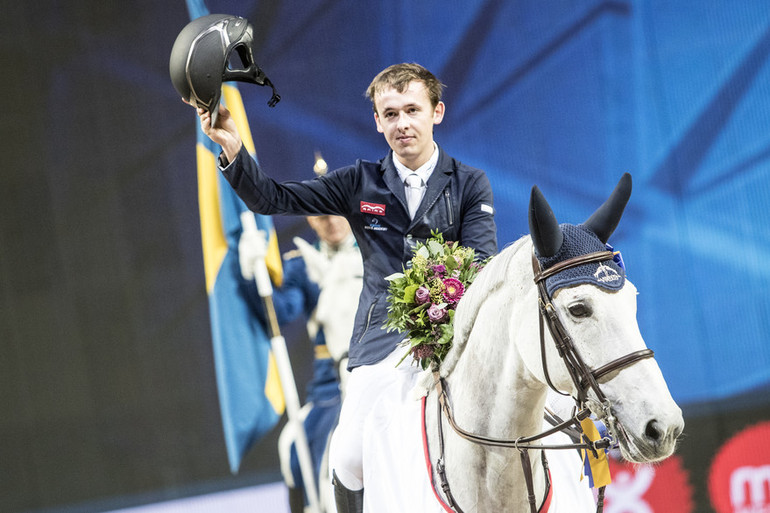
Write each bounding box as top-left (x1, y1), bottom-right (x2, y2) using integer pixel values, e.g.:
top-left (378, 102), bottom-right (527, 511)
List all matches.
top-left (381, 146), bottom-right (455, 225)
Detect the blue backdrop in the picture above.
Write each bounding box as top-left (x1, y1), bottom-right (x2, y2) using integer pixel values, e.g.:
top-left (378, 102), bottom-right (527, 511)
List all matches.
top-left (225, 0), bottom-right (770, 406)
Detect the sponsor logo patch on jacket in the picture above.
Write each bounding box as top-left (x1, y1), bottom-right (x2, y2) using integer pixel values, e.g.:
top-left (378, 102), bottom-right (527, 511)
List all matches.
top-left (360, 201), bottom-right (386, 216)
top-left (364, 217), bottom-right (387, 232)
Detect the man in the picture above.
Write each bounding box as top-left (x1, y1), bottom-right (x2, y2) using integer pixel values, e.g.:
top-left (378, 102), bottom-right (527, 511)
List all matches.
top-left (197, 63), bottom-right (498, 512)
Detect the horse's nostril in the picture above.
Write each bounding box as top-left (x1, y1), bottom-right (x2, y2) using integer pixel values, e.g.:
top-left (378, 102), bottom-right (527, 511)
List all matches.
top-left (645, 420), bottom-right (663, 441)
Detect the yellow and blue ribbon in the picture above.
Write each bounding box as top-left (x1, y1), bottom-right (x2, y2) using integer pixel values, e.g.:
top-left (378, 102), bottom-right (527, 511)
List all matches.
top-left (580, 417), bottom-right (612, 488)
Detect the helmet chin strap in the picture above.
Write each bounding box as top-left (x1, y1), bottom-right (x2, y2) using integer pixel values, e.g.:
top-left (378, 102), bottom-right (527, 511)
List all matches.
top-left (264, 77), bottom-right (281, 107)
top-left (248, 68), bottom-right (281, 107)
top-left (222, 65), bottom-right (281, 107)
top-left (223, 44), bottom-right (281, 107)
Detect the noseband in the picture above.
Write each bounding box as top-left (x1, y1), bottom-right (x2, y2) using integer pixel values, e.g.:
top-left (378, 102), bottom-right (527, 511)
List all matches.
top-left (429, 249), bottom-right (655, 513)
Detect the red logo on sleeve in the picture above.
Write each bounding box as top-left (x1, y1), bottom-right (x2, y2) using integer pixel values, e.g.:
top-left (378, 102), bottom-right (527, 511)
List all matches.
top-left (360, 201), bottom-right (386, 216)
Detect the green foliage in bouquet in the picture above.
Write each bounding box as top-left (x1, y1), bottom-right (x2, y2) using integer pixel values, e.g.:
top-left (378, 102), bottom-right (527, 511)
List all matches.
top-left (384, 231), bottom-right (490, 370)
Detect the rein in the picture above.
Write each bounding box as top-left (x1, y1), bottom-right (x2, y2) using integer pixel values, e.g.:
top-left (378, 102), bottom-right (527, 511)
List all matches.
top-left (428, 249), bottom-right (655, 513)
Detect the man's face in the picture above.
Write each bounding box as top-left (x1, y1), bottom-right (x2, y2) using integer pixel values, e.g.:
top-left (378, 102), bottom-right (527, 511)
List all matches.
top-left (307, 215), bottom-right (351, 247)
top-left (373, 81), bottom-right (445, 170)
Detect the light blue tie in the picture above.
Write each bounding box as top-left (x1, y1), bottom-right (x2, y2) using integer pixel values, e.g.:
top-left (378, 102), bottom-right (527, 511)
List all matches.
top-left (405, 173), bottom-right (424, 219)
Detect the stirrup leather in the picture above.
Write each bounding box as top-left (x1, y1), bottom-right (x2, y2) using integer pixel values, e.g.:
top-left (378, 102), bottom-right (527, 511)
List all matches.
top-left (332, 470), bottom-right (364, 513)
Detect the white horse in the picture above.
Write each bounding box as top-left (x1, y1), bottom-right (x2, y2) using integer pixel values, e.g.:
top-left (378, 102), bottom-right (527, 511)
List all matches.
top-left (362, 174), bottom-right (684, 512)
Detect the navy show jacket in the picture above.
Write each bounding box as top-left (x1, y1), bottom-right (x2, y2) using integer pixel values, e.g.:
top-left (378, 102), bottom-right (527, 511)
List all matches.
top-left (221, 144), bottom-right (498, 369)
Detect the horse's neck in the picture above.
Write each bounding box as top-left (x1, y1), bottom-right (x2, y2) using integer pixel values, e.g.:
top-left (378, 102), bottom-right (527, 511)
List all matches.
top-left (433, 239), bottom-right (549, 510)
top-left (448, 237), bottom-right (546, 424)
top-left (446, 350), bottom-right (545, 437)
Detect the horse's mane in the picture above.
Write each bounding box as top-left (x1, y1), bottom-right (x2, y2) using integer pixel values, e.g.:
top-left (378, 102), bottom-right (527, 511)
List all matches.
top-left (439, 236), bottom-right (531, 377)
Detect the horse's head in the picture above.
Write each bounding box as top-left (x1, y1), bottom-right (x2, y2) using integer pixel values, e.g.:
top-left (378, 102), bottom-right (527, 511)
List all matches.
top-left (528, 173), bottom-right (684, 463)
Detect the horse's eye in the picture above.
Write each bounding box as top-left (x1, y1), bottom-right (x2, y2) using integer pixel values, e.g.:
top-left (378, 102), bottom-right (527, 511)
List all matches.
top-left (568, 302), bottom-right (591, 317)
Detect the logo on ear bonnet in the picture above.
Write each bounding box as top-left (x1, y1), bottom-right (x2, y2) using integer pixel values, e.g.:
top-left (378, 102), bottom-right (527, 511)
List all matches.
top-left (594, 263), bottom-right (622, 284)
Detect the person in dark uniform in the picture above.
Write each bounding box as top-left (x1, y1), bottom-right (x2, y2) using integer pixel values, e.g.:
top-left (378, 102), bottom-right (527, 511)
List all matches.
top-left (239, 211), bottom-right (361, 513)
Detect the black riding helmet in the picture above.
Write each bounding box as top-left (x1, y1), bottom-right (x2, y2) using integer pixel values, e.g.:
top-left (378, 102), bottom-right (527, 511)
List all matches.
top-left (169, 14), bottom-right (280, 127)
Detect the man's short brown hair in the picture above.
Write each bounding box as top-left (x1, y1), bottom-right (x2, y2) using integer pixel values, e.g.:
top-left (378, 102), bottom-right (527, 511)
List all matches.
top-left (366, 63), bottom-right (445, 113)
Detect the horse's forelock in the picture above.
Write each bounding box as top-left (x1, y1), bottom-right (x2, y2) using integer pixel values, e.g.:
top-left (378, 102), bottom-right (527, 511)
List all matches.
top-left (440, 237), bottom-right (529, 377)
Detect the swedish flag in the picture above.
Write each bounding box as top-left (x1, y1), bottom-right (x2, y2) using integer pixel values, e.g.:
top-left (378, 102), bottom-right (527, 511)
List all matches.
top-left (187, 0), bottom-right (285, 473)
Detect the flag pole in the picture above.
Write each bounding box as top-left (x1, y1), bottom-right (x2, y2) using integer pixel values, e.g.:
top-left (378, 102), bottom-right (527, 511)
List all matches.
top-left (241, 212), bottom-right (322, 513)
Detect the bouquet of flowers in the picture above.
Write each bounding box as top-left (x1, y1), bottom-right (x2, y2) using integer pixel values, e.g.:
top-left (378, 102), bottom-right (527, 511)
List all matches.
top-left (384, 231), bottom-right (489, 370)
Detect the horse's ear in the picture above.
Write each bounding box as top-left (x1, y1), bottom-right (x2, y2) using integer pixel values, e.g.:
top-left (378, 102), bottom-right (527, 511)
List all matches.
top-left (529, 185), bottom-right (563, 258)
top-left (584, 173), bottom-right (632, 243)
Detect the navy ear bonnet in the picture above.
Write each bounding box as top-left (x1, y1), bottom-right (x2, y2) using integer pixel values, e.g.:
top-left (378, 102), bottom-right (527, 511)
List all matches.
top-left (536, 223), bottom-right (625, 297)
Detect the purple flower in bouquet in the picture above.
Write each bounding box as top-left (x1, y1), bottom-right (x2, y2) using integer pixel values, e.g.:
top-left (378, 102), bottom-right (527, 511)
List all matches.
top-left (431, 264), bottom-right (446, 276)
top-left (414, 286), bottom-right (431, 305)
top-left (427, 303), bottom-right (448, 323)
top-left (442, 277), bottom-right (465, 304)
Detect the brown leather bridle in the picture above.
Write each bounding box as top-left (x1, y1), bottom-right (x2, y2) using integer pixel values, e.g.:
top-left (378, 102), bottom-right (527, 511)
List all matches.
top-left (429, 249), bottom-right (655, 513)
top-left (532, 249), bottom-right (654, 416)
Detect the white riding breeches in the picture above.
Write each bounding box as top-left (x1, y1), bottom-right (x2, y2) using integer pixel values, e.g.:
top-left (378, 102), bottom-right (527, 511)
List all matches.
top-left (327, 346), bottom-right (421, 491)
